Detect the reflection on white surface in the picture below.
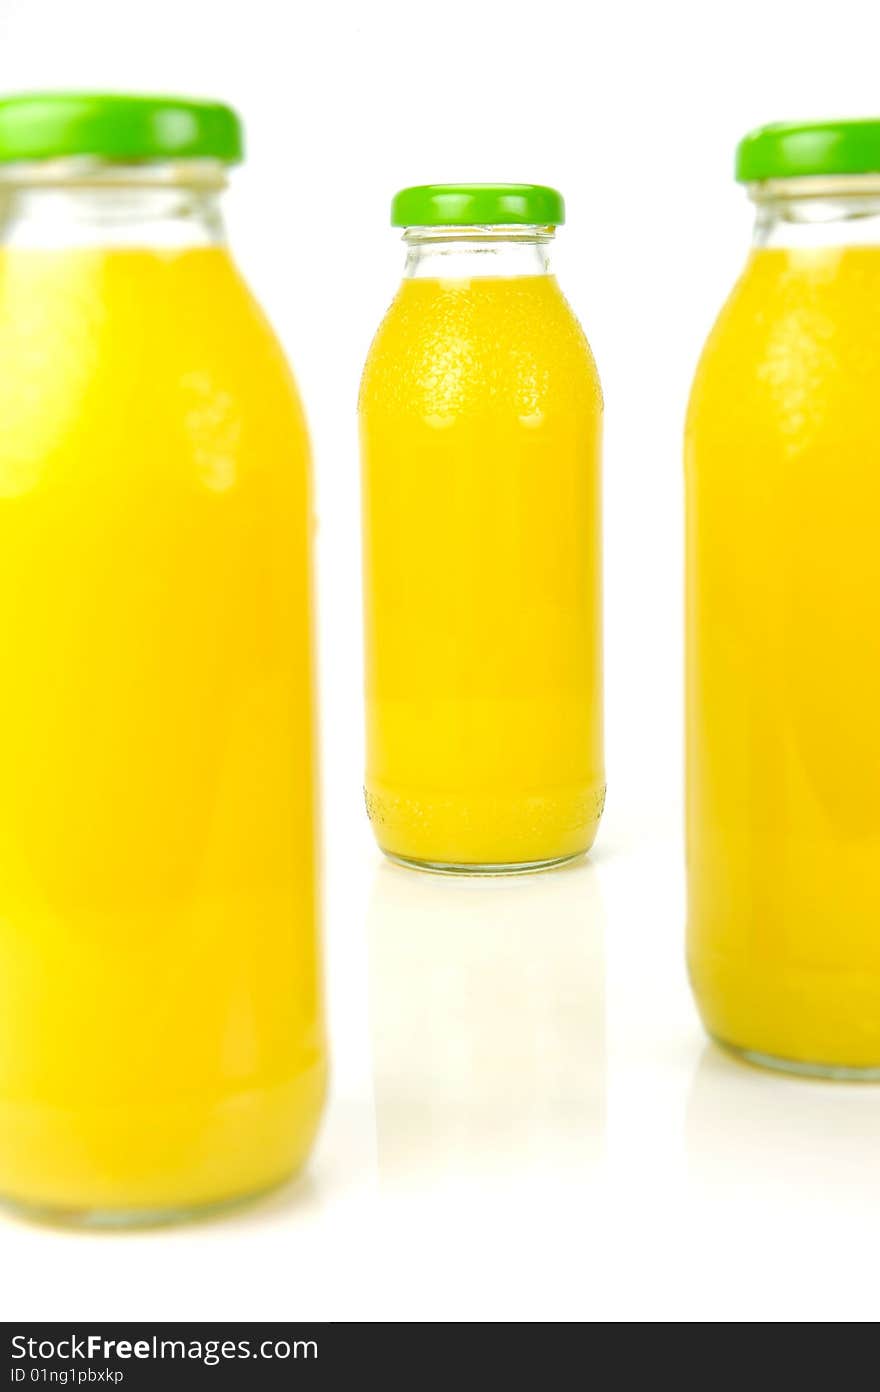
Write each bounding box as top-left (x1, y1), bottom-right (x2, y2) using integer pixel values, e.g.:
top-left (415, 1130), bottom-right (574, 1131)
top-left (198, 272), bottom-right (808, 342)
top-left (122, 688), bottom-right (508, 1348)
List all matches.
top-left (367, 859), bottom-right (605, 1187)
top-left (686, 1043), bottom-right (880, 1203)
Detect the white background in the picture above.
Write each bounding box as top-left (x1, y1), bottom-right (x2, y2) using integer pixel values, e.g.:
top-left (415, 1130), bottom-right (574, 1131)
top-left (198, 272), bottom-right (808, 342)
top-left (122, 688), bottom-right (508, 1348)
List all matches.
top-left (1, 0), bottom-right (879, 1324)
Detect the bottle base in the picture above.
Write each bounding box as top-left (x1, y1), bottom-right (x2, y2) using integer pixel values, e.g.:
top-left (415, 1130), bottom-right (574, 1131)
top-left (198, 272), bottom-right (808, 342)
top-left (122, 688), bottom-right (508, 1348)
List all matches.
top-left (712, 1035), bottom-right (880, 1083)
top-left (0, 1173), bottom-right (295, 1231)
top-left (0, 1064), bottom-right (327, 1228)
top-left (366, 780), bottom-right (605, 879)
top-left (382, 849), bottom-right (586, 878)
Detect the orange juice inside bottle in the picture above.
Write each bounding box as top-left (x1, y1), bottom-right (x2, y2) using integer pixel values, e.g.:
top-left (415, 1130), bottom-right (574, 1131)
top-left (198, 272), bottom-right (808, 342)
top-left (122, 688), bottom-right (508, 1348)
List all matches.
top-left (0, 94), bottom-right (325, 1219)
top-left (359, 185), bottom-right (604, 874)
top-left (687, 120), bottom-right (880, 1075)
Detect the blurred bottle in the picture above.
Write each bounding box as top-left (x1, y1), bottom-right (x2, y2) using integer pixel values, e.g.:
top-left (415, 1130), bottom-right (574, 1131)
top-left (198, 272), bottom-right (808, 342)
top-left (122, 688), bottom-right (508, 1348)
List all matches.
top-left (0, 93), bottom-right (326, 1222)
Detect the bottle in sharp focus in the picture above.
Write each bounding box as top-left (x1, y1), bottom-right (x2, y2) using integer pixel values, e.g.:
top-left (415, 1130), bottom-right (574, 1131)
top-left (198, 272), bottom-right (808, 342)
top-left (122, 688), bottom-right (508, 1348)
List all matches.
top-left (359, 183), bottom-right (605, 875)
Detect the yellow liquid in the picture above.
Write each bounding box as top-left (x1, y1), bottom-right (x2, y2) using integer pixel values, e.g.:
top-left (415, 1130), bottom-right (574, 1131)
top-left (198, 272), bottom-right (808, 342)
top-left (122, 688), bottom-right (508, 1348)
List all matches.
top-left (0, 248), bottom-right (326, 1216)
top-left (359, 275), bottom-right (604, 869)
top-left (687, 245), bottom-right (880, 1071)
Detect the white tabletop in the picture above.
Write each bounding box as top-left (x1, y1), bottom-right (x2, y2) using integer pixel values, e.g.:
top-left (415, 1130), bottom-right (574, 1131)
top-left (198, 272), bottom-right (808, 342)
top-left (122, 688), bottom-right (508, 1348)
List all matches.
top-left (4, 787), bottom-right (877, 1324)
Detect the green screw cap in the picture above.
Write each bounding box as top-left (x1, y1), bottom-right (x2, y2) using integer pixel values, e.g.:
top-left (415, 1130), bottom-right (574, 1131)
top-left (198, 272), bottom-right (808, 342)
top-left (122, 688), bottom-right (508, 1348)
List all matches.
top-left (736, 119), bottom-right (880, 182)
top-left (391, 183), bottom-right (565, 228)
top-left (0, 93), bottom-right (243, 165)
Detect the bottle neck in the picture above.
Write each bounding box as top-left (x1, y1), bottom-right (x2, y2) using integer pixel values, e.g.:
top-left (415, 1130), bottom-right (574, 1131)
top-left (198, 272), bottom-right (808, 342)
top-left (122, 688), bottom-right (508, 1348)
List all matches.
top-left (0, 159), bottom-right (228, 248)
top-left (403, 225), bottom-right (554, 278)
top-left (750, 175), bottom-right (880, 248)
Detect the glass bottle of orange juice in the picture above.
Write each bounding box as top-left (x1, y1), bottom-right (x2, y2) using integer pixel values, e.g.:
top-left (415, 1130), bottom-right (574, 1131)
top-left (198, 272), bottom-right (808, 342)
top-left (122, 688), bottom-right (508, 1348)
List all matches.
top-left (359, 185), bottom-right (604, 875)
top-left (687, 121), bottom-right (880, 1077)
top-left (0, 93), bottom-right (326, 1221)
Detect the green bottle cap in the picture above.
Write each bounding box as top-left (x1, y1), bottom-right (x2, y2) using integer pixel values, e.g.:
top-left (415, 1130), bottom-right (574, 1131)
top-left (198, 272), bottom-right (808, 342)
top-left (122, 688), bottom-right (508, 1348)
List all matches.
top-left (391, 183), bottom-right (565, 228)
top-left (0, 93), bottom-right (243, 166)
top-left (736, 119), bottom-right (880, 183)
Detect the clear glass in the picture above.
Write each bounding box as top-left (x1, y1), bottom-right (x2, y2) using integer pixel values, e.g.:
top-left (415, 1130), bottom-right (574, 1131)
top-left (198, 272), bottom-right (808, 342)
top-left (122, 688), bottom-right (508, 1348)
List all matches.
top-left (0, 159), bottom-right (326, 1223)
top-left (360, 224), bottom-right (605, 876)
top-left (0, 157), bottom-right (228, 247)
top-left (403, 223), bottom-right (554, 278)
top-left (749, 173), bottom-right (880, 247)
top-left (687, 173), bottom-right (880, 1079)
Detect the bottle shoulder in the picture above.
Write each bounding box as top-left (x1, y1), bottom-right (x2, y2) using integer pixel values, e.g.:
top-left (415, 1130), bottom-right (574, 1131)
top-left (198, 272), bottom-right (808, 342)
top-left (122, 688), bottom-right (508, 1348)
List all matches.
top-left (359, 274), bottom-right (602, 418)
top-left (692, 247), bottom-right (880, 379)
top-left (0, 245), bottom-right (304, 400)
top-left (687, 245), bottom-right (880, 450)
top-left (0, 246), bottom-right (311, 485)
